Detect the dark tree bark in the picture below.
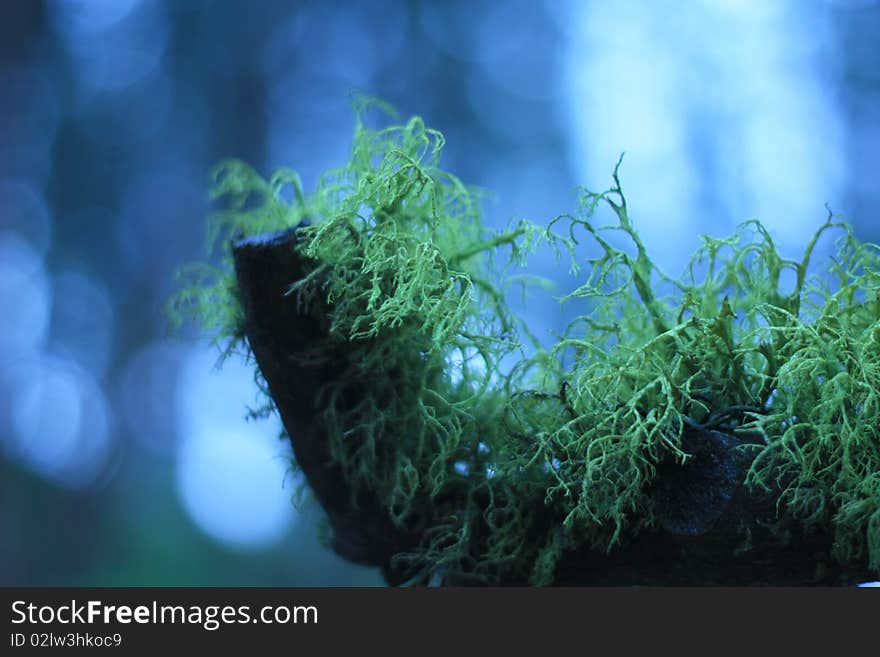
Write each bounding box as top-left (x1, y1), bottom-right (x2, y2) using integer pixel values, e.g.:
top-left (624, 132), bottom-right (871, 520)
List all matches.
top-left (232, 229), bottom-right (417, 572)
top-left (232, 229), bottom-right (876, 586)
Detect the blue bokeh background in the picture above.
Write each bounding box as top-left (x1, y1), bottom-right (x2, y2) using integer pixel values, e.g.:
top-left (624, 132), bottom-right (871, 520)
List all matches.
top-left (1, 0), bottom-right (878, 585)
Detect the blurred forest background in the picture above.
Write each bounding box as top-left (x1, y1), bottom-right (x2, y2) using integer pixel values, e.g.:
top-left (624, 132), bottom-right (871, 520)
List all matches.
top-left (1, 0), bottom-right (878, 585)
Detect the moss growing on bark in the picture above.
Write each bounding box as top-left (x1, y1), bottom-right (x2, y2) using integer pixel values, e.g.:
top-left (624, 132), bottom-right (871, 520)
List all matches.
top-left (171, 102), bottom-right (880, 584)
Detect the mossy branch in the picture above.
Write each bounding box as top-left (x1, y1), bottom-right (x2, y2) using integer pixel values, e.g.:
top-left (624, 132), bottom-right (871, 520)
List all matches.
top-left (171, 101), bottom-right (880, 585)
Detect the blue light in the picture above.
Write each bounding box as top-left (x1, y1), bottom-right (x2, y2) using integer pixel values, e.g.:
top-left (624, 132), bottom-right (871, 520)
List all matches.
top-left (561, 0), bottom-right (846, 275)
top-left (174, 346), bottom-right (297, 551)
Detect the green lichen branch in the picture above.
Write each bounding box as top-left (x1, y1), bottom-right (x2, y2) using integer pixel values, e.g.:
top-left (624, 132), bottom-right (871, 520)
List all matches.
top-left (171, 103), bottom-right (880, 584)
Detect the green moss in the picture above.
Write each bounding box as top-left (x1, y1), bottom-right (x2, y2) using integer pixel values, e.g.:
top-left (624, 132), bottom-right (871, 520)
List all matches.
top-left (171, 101), bottom-right (880, 583)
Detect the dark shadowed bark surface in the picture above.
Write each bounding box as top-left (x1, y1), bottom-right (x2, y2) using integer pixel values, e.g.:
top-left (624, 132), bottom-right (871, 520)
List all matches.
top-left (232, 230), bottom-right (875, 586)
top-left (232, 229), bottom-right (416, 570)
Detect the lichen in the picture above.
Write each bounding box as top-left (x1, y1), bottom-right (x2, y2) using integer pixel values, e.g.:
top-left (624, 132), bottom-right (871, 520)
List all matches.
top-left (170, 101), bottom-right (880, 583)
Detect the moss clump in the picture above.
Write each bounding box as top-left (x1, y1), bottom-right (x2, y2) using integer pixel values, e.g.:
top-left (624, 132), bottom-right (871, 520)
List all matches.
top-left (171, 102), bottom-right (880, 584)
